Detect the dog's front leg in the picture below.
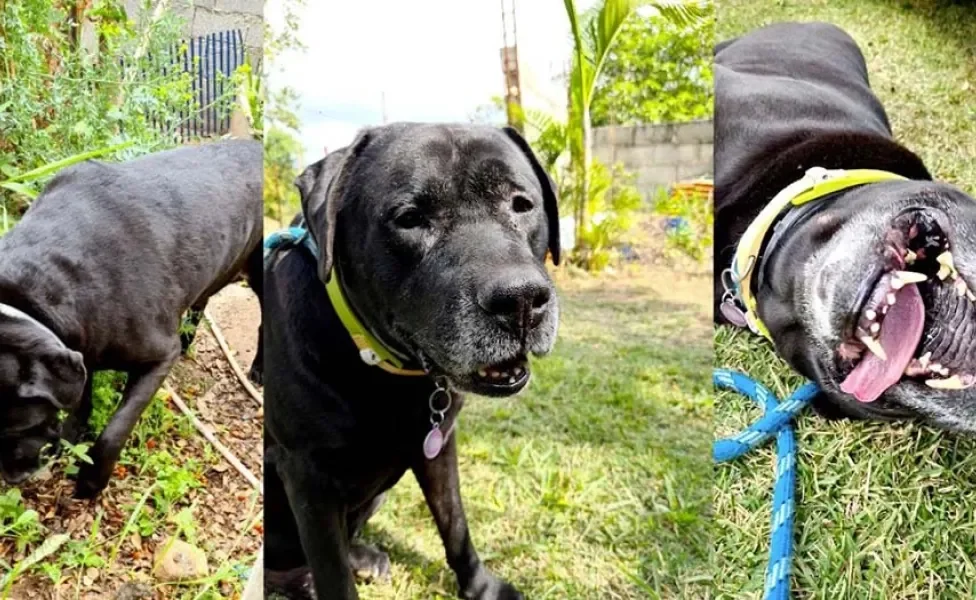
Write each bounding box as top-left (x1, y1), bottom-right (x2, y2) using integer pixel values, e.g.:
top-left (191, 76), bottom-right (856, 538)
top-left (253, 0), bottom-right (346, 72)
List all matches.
top-left (412, 435), bottom-right (523, 600)
top-left (75, 346), bottom-right (179, 498)
top-left (274, 448), bottom-right (358, 599)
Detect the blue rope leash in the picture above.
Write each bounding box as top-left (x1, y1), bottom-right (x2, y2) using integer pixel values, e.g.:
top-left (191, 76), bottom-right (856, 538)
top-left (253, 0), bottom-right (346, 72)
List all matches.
top-left (713, 369), bottom-right (819, 600)
top-left (264, 226), bottom-right (319, 263)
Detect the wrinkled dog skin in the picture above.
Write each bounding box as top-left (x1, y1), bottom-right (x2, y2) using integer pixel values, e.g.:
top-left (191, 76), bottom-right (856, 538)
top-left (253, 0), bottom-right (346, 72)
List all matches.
top-left (264, 123), bottom-right (560, 599)
top-left (715, 22), bottom-right (976, 430)
top-left (0, 141), bottom-right (264, 494)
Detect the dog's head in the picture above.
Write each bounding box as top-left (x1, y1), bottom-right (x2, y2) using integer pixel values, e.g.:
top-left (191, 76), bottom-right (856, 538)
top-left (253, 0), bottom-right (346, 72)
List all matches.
top-left (0, 306), bottom-right (86, 483)
top-left (759, 181), bottom-right (976, 428)
top-left (296, 123), bottom-right (560, 396)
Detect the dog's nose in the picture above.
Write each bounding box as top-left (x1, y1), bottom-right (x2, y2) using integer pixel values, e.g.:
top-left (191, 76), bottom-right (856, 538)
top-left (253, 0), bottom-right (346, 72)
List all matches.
top-left (478, 273), bottom-right (552, 334)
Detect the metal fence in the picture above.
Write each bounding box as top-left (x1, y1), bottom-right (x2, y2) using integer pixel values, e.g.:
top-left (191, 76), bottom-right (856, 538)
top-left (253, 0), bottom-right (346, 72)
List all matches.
top-left (164, 29), bottom-right (245, 141)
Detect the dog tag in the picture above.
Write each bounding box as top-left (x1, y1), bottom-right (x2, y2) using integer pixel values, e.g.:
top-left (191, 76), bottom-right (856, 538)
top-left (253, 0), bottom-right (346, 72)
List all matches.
top-left (423, 426), bottom-right (444, 460)
top-left (720, 300), bottom-right (749, 328)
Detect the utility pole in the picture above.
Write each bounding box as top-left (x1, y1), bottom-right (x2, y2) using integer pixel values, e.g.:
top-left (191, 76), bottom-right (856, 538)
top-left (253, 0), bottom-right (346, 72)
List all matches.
top-left (500, 0), bottom-right (523, 132)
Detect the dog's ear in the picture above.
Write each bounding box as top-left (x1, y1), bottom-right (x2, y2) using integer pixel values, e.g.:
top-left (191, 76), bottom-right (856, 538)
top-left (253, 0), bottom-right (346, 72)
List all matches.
top-left (502, 127), bottom-right (561, 265)
top-left (295, 130), bottom-right (373, 283)
top-left (18, 345), bottom-right (86, 411)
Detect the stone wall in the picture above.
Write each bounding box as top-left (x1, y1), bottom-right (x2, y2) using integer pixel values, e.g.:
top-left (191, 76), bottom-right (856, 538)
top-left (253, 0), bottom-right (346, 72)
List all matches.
top-left (592, 120), bottom-right (713, 200)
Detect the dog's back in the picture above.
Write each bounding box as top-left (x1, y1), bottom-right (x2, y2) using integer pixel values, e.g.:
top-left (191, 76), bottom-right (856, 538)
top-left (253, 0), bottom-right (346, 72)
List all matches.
top-left (715, 22), bottom-right (891, 191)
top-left (0, 140), bottom-right (263, 359)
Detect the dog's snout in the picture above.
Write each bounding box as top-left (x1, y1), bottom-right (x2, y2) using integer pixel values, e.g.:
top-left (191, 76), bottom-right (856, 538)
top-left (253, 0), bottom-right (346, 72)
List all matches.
top-left (478, 272), bottom-right (552, 334)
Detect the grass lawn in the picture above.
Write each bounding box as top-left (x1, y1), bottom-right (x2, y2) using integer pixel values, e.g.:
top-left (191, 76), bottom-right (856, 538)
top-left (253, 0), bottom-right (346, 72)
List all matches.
top-left (715, 1), bottom-right (976, 598)
top-left (350, 257), bottom-right (713, 599)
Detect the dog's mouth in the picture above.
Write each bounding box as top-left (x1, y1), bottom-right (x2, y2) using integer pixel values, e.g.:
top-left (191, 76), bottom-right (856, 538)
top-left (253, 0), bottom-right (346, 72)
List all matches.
top-left (837, 210), bottom-right (975, 402)
top-left (463, 355), bottom-right (531, 397)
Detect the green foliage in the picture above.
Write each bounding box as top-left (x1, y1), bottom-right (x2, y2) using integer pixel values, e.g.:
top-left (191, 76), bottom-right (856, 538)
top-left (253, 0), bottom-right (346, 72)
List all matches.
top-left (568, 161), bottom-right (644, 271)
top-left (591, 5), bottom-right (714, 126)
top-left (0, 490), bottom-right (43, 553)
top-left (653, 184), bottom-right (713, 260)
top-left (0, 0), bottom-right (197, 220)
top-left (264, 119), bottom-right (304, 223)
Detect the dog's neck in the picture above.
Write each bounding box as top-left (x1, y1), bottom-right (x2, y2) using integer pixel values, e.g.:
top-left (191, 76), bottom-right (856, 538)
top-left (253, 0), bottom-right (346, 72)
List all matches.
top-left (0, 233), bottom-right (80, 349)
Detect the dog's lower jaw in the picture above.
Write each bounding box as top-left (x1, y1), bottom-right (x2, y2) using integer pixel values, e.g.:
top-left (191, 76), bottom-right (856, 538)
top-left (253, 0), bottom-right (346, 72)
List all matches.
top-left (459, 566), bottom-right (523, 600)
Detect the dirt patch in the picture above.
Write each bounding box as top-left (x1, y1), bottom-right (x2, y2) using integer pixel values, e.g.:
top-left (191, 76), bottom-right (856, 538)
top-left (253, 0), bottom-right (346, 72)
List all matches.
top-left (6, 288), bottom-right (263, 599)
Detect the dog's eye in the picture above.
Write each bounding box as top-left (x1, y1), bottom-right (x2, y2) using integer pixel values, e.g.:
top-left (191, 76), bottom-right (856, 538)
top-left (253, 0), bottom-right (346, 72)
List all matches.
top-left (512, 195), bottom-right (534, 214)
top-left (393, 209), bottom-right (425, 230)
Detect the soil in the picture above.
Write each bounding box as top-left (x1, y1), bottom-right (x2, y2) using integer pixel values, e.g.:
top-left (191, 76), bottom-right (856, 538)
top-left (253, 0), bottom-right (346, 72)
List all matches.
top-left (5, 285), bottom-right (263, 600)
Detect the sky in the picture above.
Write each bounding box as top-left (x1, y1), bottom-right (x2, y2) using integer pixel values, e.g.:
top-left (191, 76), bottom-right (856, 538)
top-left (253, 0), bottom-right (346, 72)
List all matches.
top-left (265, 0), bottom-right (595, 162)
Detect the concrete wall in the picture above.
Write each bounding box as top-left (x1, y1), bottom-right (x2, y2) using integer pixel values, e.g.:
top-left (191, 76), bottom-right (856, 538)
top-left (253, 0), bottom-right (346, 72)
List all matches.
top-left (592, 120), bottom-right (713, 200)
top-left (125, 0), bottom-right (263, 63)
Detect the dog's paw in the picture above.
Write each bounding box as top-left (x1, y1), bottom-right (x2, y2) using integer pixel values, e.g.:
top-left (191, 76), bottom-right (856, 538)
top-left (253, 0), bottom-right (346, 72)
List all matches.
top-left (460, 568), bottom-right (523, 600)
top-left (350, 542), bottom-right (391, 584)
top-left (248, 364), bottom-right (263, 386)
top-left (265, 567), bottom-right (317, 600)
top-left (73, 464), bottom-right (110, 499)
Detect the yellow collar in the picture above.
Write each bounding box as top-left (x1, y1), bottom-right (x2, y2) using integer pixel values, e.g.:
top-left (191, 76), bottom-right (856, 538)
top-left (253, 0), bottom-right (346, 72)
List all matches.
top-left (724, 166), bottom-right (908, 340)
top-left (325, 272), bottom-right (426, 377)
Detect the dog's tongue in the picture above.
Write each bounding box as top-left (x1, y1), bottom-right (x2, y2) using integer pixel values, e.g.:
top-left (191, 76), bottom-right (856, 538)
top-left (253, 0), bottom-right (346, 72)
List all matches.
top-left (840, 284), bottom-right (925, 403)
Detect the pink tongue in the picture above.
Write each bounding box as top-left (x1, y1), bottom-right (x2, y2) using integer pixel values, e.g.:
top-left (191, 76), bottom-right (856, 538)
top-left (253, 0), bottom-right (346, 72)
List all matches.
top-left (840, 284), bottom-right (926, 403)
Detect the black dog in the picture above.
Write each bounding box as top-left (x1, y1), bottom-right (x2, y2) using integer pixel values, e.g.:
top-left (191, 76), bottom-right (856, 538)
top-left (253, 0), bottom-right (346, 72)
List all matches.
top-left (715, 23), bottom-right (976, 429)
top-left (264, 123), bottom-right (560, 599)
top-left (0, 140), bottom-right (264, 495)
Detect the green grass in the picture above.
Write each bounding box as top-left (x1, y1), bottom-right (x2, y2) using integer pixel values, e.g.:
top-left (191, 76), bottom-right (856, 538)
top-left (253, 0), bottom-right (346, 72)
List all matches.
top-left (350, 264), bottom-right (713, 599)
top-left (715, 2), bottom-right (976, 598)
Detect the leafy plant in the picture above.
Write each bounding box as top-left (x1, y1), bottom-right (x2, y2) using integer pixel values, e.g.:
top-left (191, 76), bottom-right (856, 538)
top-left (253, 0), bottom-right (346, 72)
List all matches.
top-left (0, 0), bottom-right (195, 222)
top-left (591, 5), bottom-right (714, 126)
top-left (653, 182), bottom-right (713, 260)
top-left (0, 490), bottom-right (44, 552)
top-left (569, 161), bottom-right (644, 270)
top-left (561, 0), bottom-right (710, 251)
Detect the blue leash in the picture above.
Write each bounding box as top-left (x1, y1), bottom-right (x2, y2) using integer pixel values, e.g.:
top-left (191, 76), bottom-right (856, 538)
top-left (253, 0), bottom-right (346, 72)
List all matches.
top-left (264, 225), bottom-right (319, 262)
top-left (713, 369), bottom-right (819, 600)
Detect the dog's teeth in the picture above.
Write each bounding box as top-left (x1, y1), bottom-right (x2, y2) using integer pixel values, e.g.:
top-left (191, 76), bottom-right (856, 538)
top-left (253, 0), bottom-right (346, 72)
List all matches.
top-left (860, 336), bottom-right (887, 360)
top-left (865, 309), bottom-right (878, 321)
top-left (478, 369), bottom-right (487, 377)
top-left (490, 371), bottom-right (501, 379)
top-left (905, 250), bottom-right (917, 264)
top-left (894, 270), bottom-right (927, 284)
top-left (925, 375), bottom-right (971, 390)
top-left (891, 277), bottom-right (905, 290)
top-left (930, 362), bottom-right (942, 374)
top-left (919, 352), bottom-right (932, 368)
top-left (508, 376), bottom-right (516, 383)
top-left (870, 322), bottom-right (881, 334)
top-left (886, 293), bottom-right (897, 305)
top-left (513, 367), bottom-right (523, 376)
top-left (937, 251), bottom-right (956, 280)
top-left (881, 305), bottom-right (890, 315)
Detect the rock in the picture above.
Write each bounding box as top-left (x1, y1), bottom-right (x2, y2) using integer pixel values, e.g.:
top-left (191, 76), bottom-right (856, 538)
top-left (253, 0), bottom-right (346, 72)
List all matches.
top-left (153, 538), bottom-right (209, 581)
top-left (114, 582), bottom-right (153, 600)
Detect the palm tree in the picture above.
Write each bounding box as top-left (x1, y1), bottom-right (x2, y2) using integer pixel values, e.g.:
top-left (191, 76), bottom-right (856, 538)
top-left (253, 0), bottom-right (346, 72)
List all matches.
top-left (562, 0), bottom-right (708, 252)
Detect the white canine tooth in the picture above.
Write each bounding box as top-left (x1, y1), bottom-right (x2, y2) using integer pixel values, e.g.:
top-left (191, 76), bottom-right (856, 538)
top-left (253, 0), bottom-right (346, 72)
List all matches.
top-left (865, 309), bottom-right (878, 321)
top-left (860, 336), bottom-right (887, 361)
top-left (886, 293), bottom-right (897, 305)
top-left (891, 278), bottom-right (905, 290)
top-left (919, 352), bottom-right (932, 368)
top-left (870, 323), bottom-right (880, 334)
top-left (925, 375), bottom-right (971, 390)
top-left (894, 271), bottom-right (928, 284)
